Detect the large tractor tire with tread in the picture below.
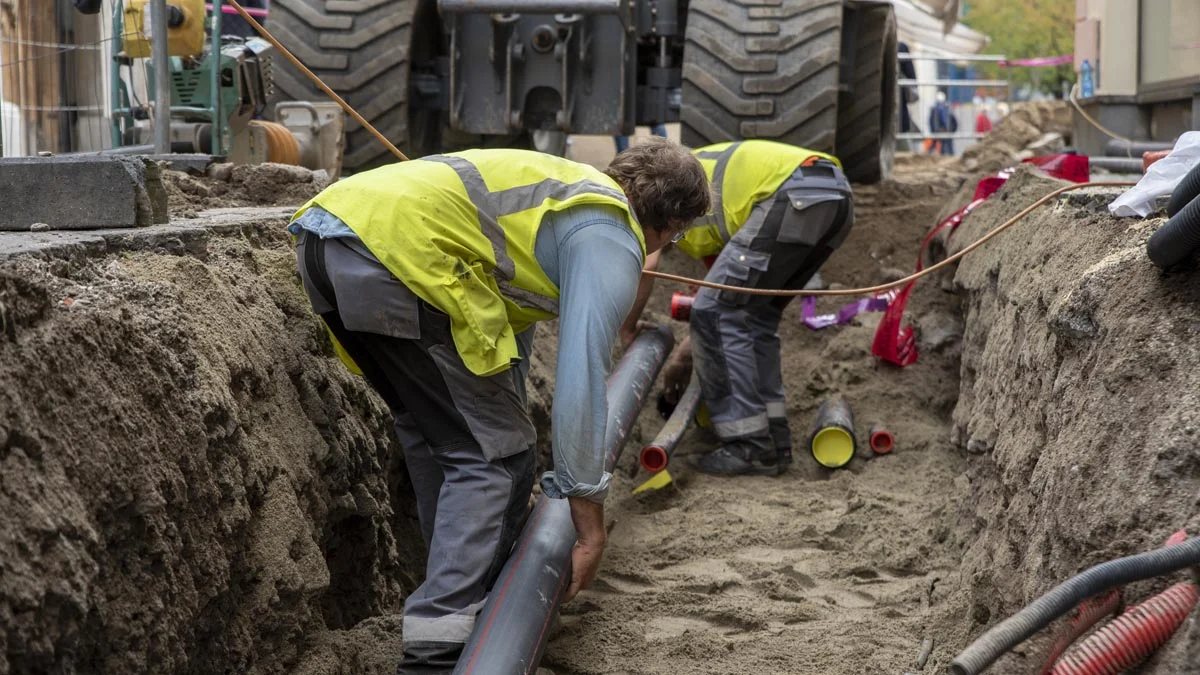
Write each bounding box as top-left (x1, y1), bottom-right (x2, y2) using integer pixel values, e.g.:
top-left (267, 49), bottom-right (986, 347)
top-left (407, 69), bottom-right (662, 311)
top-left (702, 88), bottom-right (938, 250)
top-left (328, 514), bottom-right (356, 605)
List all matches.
top-left (268, 0), bottom-right (442, 172)
top-left (681, 0), bottom-right (844, 157)
top-left (835, 4), bottom-right (898, 184)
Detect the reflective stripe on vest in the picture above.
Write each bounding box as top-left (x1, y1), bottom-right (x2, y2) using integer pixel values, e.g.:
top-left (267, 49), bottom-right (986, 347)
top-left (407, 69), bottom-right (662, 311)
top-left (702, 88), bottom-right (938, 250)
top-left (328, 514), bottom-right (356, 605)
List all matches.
top-left (422, 154), bottom-right (633, 316)
top-left (678, 141), bottom-right (841, 259)
top-left (693, 143), bottom-right (741, 243)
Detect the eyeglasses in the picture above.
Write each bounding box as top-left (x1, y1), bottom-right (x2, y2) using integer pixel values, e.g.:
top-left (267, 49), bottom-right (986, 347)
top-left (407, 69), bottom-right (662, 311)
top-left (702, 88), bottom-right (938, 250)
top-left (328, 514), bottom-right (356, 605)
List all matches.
top-left (670, 227), bottom-right (688, 244)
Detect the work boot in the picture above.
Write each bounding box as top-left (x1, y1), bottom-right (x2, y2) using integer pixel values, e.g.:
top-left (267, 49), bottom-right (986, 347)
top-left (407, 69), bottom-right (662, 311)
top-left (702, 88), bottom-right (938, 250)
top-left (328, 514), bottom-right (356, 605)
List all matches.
top-left (768, 418), bottom-right (794, 474)
top-left (775, 445), bottom-right (793, 473)
top-left (689, 445), bottom-right (781, 477)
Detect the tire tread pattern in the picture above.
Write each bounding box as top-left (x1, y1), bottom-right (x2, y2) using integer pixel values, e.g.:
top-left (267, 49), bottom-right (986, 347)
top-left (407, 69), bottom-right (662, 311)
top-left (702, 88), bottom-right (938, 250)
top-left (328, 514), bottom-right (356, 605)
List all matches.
top-left (681, 0), bottom-right (842, 157)
top-left (269, 0), bottom-right (417, 171)
top-left (834, 5), bottom-right (898, 184)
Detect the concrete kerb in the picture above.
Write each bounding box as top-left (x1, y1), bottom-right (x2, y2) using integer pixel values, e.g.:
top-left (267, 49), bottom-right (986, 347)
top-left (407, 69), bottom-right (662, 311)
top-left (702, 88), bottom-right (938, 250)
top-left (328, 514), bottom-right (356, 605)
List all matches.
top-left (0, 155), bottom-right (171, 232)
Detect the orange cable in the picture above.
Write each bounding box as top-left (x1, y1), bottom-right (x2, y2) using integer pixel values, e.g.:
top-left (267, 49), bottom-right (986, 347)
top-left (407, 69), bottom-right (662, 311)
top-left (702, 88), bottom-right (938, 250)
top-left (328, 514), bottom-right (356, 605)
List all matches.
top-left (644, 180), bottom-right (1138, 297)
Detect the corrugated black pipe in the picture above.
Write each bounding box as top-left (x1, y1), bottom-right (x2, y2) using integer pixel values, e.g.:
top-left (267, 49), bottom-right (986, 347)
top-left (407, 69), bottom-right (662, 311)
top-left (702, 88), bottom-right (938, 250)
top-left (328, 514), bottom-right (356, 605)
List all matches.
top-left (640, 376), bottom-right (702, 472)
top-left (950, 535), bottom-right (1200, 675)
top-left (1166, 162), bottom-right (1200, 218)
top-left (1147, 193), bottom-right (1200, 269)
top-left (452, 325), bottom-right (675, 675)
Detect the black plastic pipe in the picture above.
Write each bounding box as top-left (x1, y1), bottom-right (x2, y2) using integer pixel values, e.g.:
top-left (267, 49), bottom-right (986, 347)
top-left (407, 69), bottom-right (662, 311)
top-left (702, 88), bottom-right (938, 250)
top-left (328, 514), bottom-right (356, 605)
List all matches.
top-left (603, 325), bottom-right (676, 471)
top-left (640, 376), bottom-right (702, 473)
top-left (452, 325), bottom-right (674, 675)
top-left (1166, 161), bottom-right (1200, 218)
top-left (1147, 193), bottom-right (1200, 269)
top-left (949, 535), bottom-right (1200, 675)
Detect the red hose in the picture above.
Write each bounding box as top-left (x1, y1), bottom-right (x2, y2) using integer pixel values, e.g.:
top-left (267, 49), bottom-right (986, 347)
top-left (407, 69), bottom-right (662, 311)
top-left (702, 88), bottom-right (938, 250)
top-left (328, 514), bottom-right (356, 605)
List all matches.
top-left (1050, 582), bottom-right (1199, 675)
top-left (1038, 590), bottom-right (1123, 675)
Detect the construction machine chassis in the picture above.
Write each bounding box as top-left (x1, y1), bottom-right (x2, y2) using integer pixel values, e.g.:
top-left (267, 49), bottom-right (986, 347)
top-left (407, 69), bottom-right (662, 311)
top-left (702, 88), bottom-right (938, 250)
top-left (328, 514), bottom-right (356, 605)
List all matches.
top-left (269, 0), bottom-right (897, 182)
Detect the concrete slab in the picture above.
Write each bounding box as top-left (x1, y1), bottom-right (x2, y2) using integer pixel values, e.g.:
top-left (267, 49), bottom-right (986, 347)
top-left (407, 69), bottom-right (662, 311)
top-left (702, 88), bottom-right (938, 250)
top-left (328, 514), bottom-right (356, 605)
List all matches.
top-left (0, 155), bottom-right (169, 232)
top-left (0, 207), bottom-right (293, 261)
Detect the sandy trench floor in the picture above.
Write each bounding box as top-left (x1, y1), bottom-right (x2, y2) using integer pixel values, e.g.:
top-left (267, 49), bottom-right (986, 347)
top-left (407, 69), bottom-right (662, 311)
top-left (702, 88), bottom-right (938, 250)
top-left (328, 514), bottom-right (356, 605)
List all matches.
top-left (541, 135), bottom-right (975, 674)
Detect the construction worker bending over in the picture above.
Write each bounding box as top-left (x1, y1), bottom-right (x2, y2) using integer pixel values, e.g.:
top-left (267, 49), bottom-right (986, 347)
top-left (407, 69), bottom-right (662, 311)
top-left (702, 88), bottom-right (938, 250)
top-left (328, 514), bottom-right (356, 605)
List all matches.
top-left (620, 140), bottom-right (854, 476)
top-left (288, 139), bottom-right (709, 673)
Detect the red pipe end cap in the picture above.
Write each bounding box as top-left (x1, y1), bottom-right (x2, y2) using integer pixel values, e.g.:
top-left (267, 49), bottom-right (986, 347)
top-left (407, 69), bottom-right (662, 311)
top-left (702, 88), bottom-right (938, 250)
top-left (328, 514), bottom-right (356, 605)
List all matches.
top-left (640, 446), bottom-right (669, 473)
top-left (869, 429), bottom-right (895, 455)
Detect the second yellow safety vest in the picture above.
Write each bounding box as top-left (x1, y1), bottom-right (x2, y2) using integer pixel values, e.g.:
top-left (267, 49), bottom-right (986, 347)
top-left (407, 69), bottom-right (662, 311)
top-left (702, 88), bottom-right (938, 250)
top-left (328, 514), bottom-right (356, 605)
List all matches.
top-left (293, 149), bottom-right (646, 377)
top-left (676, 140), bottom-right (840, 259)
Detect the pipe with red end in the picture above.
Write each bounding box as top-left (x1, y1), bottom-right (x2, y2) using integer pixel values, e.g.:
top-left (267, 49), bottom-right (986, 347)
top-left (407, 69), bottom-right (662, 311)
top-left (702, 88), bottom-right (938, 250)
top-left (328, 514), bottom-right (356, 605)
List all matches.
top-left (868, 424), bottom-right (895, 455)
top-left (670, 292), bottom-right (694, 322)
top-left (1050, 582), bottom-right (1199, 674)
top-left (640, 377), bottom-right (702, 473)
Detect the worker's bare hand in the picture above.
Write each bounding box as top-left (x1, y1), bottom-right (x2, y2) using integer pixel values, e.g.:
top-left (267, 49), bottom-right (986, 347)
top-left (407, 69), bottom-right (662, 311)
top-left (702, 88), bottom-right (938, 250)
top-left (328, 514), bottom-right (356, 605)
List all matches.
top-left (619, 321), bottom-right (657, 349)
top-left (564, 497), bottom-right (607, 601)
top-left (661, 336), bottom-right (693, 398)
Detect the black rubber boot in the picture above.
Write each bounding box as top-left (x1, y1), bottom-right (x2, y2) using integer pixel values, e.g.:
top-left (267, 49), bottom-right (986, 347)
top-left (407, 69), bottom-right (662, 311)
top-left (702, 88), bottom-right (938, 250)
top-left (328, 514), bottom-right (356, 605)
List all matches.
top-left (768, 418), bottom-right (793, 473)
top-left (397, 641), bottom-right (463, 675)
top-left (689, 445), bottom-right (781, 477)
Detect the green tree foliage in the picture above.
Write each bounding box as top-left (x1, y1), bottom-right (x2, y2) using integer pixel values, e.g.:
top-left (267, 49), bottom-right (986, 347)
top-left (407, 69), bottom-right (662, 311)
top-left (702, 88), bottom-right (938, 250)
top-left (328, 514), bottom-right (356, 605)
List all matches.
top-left (962, 0), bottom-right (1075, 97)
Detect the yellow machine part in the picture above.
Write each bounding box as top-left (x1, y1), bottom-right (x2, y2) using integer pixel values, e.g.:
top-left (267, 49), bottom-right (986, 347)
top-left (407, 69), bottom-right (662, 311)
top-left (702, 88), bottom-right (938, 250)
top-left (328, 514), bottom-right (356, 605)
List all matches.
top-left (122, 0), bottom-right (206, 59)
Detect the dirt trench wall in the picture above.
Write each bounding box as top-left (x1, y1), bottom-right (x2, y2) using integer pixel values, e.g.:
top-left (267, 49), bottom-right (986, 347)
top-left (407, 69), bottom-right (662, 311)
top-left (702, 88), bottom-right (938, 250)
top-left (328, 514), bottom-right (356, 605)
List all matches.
top-left (0, 220), bottom-right (423, 675)
top-left (946, 167), bottom-right (1200, 672)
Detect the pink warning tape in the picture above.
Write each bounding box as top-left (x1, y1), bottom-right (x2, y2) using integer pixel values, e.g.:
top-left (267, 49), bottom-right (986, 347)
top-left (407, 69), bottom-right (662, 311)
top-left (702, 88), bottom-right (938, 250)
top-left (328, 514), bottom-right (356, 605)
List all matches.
top-left (207, 4), bottom-right (269, 17)
top-left (801, 289), bottom-right (898, 330)
top-left (999, 55), bottom-right (1073, 67)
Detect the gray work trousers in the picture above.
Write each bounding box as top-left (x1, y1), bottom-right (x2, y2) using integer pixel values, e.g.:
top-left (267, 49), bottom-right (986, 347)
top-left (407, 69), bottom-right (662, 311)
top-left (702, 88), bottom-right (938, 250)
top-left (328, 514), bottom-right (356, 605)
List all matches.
top-left (295, 232), bottom-right (537, 674)
top-left (690, 162), bottom-right (854, 460)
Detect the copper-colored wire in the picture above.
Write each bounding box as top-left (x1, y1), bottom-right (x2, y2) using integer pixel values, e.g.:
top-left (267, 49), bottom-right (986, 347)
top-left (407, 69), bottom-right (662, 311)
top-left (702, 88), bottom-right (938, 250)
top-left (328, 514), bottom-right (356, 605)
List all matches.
top-left (645, 181), bottom-right (1138, 296)
top-left (225, 0), bottom-right (408, 162)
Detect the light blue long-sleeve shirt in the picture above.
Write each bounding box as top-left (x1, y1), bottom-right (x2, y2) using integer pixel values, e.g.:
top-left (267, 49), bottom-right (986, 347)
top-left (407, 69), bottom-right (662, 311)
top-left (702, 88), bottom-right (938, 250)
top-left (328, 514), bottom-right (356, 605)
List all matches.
top-left (289, 204), bottom-right (642, 503)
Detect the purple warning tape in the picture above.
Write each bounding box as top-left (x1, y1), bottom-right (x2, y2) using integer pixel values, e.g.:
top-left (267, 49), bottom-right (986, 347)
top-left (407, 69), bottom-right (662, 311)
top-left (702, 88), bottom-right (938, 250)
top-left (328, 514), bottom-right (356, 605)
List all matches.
top-left (801, 290), bottom-right (897, 330)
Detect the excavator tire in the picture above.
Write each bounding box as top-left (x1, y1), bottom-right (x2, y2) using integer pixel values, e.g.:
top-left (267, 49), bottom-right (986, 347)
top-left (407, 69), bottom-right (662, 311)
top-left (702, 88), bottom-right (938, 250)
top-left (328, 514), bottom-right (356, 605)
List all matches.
top-left (835, 4), bottom-right (898, 184)
top-left (681, 0), bottom-right (844, 156)
top-left (267, 0), bottom-right (442, 172)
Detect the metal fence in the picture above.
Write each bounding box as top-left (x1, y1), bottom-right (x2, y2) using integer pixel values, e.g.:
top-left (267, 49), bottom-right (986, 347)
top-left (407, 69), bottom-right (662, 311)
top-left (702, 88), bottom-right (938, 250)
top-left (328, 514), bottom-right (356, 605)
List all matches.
top-left (0, 0), bottom-right (117, 156)
top-left (897, 52), bottom-right (1011, 148)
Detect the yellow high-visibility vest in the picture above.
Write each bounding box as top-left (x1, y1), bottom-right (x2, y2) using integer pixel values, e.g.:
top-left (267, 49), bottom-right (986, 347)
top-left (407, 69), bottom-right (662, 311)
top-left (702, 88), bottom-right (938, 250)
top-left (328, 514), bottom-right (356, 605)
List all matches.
top-left (677, 140), bottom-right (840, 259)
top-left (293, 149), bottom-right (646, 376)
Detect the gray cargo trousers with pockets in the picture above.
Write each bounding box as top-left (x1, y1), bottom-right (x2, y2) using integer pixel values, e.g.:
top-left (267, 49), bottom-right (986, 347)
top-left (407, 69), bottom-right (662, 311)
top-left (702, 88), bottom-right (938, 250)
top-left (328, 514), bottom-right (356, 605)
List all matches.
top-left (295, 230), bottom-right (537, 674)
top-left (691, 160), bottom-right (854, 467)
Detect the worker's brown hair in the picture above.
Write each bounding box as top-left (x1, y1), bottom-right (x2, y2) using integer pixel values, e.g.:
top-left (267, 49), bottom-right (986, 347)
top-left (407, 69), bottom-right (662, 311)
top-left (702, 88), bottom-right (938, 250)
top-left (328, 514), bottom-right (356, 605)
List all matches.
top-left (604, 137), bottom-right (711, 233)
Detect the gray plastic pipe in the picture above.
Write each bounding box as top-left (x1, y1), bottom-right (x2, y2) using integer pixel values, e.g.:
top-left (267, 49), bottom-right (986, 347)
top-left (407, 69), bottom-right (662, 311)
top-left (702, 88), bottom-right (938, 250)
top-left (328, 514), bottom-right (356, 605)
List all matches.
top-left (453, 325), bottom-right (674, 675)
top-left (639, 376), bottom-right (701, 473)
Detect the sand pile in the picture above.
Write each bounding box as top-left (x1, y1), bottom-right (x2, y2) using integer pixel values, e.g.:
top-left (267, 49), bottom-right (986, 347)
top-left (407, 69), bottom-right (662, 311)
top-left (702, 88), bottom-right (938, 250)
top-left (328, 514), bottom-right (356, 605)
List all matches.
top-left (163, 163), bottom-right (332, 218)
top-left (0, 224), bottom-right (421, 675)
top-left (959, 100), bottom-right (1073, 176)
top-left (941, 166), bottom-right (1200, 673)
